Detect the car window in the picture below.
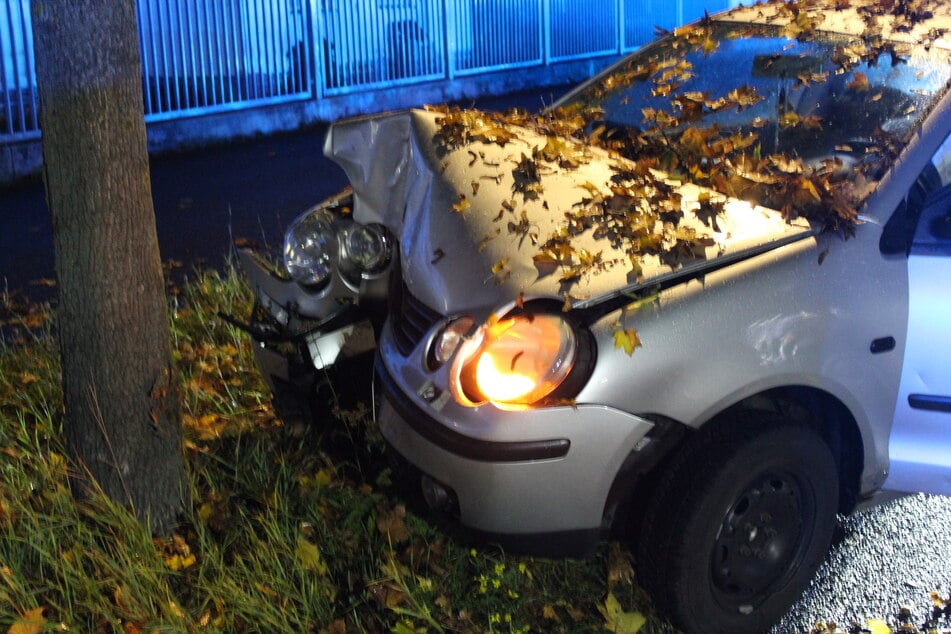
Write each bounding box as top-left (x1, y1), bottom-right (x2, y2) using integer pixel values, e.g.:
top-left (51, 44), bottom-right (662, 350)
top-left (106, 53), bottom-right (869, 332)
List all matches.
top-left (880, 131), bottom-right (951, 255)
top-left (559, 22), bottom-right (951, 232)
top-left (929, 133), bottom-right (951, 187)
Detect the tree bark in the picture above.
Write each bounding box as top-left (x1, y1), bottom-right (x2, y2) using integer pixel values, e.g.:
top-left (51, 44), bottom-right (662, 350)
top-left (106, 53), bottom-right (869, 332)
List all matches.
top-left (31, 0), bottom-right (184, 533)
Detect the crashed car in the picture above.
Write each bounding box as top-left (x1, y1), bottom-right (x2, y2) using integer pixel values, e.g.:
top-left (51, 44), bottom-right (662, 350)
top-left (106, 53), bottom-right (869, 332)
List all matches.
top-left (234, 0), bottom-right (951, 630)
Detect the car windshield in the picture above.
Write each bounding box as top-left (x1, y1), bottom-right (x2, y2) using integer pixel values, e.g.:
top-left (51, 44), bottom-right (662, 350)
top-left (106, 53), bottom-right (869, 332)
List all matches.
top-left (556, 21), bottom-right (951, 227)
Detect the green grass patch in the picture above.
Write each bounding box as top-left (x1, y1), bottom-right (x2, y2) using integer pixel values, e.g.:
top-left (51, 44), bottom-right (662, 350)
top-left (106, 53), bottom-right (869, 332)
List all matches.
top-left (0, 264), bottom-right (673, 633)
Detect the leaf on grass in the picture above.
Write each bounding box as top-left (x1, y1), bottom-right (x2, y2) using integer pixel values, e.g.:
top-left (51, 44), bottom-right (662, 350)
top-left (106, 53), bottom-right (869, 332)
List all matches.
top-left (167, 600), bottom-right (185, 619)
top-left (157, 534), bottom-right (196, 571)
top-left (8, 607), bottom-right (46, 634)
top-left (296, 538), bottom-right (329, 575)
top-left (376, 503), bottom-right (410, 543)
top-left (613, 326), bottom-right (642, 356)
top-left (598, 593), bottom-right (646, 634)
top-left (326, 620), bottom-right (347, 634)
top-left (18, 372), bottom-right (38, 385)
top-left (607, 542), bottom-right (635, 588)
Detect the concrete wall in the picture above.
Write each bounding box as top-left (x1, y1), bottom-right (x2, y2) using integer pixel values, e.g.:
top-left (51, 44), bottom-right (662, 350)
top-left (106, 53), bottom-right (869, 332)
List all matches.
top-left (0, 56), bottom-right (617, 187)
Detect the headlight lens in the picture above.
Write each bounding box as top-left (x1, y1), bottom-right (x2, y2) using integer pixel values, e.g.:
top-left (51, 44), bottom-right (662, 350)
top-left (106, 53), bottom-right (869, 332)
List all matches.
top-left (344, 223), bottom-right (391, 272)
top-left (283, 210), bottom-right (336, 289)
top-left (453, 313), bottom-right (577, 407)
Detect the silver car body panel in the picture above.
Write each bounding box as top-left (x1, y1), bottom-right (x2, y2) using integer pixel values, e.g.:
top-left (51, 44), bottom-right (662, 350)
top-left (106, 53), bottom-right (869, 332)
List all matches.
top-left (325, 110), bottom-right (815, 314)
top-left (885, 183), bottom-right (951, 494)
top-left (376, 323), bottom-right (657, 534)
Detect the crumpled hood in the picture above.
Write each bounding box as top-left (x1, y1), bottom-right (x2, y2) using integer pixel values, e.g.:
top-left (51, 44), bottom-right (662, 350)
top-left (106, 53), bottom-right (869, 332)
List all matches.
top-left (324, 109), bottom-right (814, 315)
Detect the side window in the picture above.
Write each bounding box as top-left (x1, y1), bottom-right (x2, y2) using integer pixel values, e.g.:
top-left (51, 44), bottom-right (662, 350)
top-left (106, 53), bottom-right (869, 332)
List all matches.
top-left (880, 131), bottom-right (951, 255)
top-left (931, 133), bottom-right (951, 186)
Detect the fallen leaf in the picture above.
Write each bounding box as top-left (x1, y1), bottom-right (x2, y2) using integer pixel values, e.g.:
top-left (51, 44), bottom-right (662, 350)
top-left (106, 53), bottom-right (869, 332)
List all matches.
top-left (18, 372), bottom-right (38, 385)
top-left (607, 542), bottom-right (635, 588)
top-left (376, 504), bottom-right (410, 543)
top-left (598, 593), bottom-right (645, 634)
top-left (866, 619), bottom-right (890, 634)
top-left (296, 538), bottom-right (329, 575)
top-left (8, 607), bottom-right (46, 634)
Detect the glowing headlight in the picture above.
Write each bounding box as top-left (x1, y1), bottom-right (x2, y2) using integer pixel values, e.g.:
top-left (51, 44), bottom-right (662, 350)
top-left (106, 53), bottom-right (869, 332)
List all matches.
top-left (283, 210), bottom-right (336, 289)
top-left (344, 223), bottom-right (391, 272)
top-left (452, 313), bottom-right (577, 407)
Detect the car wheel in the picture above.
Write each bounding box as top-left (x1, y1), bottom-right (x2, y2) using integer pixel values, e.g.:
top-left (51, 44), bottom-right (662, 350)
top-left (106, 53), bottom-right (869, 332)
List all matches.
top-left (636, 411), bottom-right (838, 633)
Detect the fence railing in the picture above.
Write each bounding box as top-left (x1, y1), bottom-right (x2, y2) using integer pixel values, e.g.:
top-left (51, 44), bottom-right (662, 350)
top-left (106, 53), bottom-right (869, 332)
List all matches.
top-left (138, 0), bottom-right (314, 120)
top-left (0, 0), bottom-right (37, 140)
top-left (1, 0), bottom-right (736, 142)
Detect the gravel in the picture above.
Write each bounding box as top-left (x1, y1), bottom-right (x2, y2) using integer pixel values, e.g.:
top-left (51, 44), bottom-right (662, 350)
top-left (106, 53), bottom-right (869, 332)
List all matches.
top-left (771, 493), bottom-right (951, 633)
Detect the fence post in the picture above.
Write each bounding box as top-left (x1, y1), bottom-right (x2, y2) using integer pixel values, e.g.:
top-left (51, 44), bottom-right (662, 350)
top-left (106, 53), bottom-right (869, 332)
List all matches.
top-left (444, 0), bottom-right (455, 80)
top-left (309, 0), bottom-right (323, 99)
top-left (542, 0), bottom-right (550, 65)
top-left (616, 0), bottom-right (624, 53)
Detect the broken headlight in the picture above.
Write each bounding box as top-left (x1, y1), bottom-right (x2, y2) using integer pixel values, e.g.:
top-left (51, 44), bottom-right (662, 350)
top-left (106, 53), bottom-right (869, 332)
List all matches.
top-left (283, 209), bottom-right (337, 290)
top-left (282, 207), bottom-right (392, 291)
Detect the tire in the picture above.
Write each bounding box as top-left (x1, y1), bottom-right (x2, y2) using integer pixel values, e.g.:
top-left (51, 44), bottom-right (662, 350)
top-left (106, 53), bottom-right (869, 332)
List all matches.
top-left (636, 412), bottom-right (838, 633)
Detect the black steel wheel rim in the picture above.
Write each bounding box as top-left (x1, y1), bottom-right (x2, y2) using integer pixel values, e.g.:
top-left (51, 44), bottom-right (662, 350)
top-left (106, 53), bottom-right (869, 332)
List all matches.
top-left (709, 469), bottom-right (814, 612)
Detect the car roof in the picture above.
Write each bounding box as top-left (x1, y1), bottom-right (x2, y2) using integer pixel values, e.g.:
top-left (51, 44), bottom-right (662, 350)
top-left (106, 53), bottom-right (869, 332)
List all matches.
top-left (717, 0), bottom-right (951, 50)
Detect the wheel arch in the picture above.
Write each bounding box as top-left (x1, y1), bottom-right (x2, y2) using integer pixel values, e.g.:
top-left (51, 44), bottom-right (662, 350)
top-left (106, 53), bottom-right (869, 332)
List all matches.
top-left (606, 384), bottom-right (864, 539)
top-left (713, 385), bottom-right (864, 515)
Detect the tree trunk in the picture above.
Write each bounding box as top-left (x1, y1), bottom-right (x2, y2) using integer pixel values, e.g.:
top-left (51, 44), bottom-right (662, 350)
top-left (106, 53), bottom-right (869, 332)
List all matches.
top-left (31, 0), bottom-right (184, 533)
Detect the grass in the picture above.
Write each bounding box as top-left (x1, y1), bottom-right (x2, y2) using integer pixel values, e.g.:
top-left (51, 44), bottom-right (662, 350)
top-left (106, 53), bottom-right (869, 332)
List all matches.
top-left (0, 264), bottom-right (672, 633)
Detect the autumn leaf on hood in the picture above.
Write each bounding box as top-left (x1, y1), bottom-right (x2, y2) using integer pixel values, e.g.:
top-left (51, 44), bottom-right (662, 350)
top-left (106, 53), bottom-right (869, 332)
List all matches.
top-left (613, 325), bottom-right (642, 356)
top-left (451, 194), bottom-right (470, 213)
top-left (864, 619), bottom-right (890, 634)
top-left (512, 153), bottom-right (544, 201)
top-left (693, 192), bottom-right (725, 231)
top-left (491, 258), bottom-right (511, 285)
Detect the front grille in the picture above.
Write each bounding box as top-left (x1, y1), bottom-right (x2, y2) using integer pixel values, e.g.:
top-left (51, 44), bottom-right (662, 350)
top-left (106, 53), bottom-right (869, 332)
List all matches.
top-left (389, 280), bottom-right (443, 356)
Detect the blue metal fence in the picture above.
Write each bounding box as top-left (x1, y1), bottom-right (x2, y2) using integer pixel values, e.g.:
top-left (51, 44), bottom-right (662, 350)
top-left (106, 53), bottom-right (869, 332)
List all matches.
top-left (0, 0), bottom-right (737, 142)
top-left (321, 0), bottom-right (446, 92)
top-left (137, 0), bottom-right (313, 120)
top-left (0, 0), bottom-right (36, 140)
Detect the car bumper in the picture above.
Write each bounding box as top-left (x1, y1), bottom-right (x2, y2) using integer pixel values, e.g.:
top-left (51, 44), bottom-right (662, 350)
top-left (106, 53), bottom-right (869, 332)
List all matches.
top-left (231, 248), bottom-right (377, 393)
top-left (374, 327), bottom-right (658, 556)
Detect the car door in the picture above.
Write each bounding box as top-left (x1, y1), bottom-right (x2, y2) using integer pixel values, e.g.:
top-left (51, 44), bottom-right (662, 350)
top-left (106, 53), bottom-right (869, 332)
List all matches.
top-left (884, 169), bottom-right (951, 495)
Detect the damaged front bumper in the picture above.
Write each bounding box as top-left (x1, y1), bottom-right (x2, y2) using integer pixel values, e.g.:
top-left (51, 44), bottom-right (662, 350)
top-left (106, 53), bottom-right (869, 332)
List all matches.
top-left (229, 249), bottom-right (378, 401)
top-left (225, 190), bottom-right (391, 406)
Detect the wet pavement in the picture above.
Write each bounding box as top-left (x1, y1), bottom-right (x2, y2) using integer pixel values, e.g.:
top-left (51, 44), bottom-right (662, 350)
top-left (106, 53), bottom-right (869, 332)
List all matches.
top-left (0, 88), bottom-right (558, 297)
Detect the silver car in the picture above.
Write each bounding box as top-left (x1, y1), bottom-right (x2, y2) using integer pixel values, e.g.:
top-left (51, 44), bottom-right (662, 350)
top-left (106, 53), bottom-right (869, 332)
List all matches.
top-left (234, 0), bottom-right (951, 630)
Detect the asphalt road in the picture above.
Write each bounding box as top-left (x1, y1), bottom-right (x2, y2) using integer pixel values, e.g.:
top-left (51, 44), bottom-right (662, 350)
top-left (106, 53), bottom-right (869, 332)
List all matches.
top-left (773, 493), bottom-right (951, 632)
top-left (0, 125), bottom-right (342, 296)
top-left (0, 87), bottom-right (555, 296)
